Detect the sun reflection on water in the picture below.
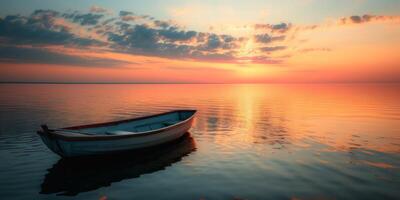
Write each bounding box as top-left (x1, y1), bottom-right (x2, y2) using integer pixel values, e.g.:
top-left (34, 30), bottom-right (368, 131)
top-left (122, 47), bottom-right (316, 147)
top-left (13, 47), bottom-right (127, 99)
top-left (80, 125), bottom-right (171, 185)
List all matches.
top-left (0, 83), bottom-right (399, 199)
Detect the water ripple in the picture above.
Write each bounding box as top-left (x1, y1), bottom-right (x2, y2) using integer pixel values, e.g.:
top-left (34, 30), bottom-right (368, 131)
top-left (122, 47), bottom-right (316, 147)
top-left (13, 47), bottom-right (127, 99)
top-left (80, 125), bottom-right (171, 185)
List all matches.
top-left (0, 84), bottom-right (399, 199)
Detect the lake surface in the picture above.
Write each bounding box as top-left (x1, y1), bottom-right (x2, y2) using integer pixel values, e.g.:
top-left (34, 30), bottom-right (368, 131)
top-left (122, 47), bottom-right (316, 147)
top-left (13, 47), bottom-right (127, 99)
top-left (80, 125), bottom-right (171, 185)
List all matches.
top-left (0, 84), bottom-right (399, 200)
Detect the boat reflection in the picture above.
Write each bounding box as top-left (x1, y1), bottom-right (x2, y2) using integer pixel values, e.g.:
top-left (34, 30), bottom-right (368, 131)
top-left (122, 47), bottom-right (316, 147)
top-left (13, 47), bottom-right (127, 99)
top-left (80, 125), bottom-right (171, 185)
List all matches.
top-left (40, 133), bottom-right (196, 196)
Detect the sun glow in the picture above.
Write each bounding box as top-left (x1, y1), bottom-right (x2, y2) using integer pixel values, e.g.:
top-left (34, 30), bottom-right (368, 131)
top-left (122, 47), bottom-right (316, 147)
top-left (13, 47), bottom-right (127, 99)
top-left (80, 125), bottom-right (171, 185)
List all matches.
top-left (237, 38), bottom-right (256, 63)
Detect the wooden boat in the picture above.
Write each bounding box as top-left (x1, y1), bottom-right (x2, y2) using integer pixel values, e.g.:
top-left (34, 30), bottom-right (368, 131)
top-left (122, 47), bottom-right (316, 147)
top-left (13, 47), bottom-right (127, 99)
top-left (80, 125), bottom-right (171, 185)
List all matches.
top-left (37, 110), bottom-right (196, 157)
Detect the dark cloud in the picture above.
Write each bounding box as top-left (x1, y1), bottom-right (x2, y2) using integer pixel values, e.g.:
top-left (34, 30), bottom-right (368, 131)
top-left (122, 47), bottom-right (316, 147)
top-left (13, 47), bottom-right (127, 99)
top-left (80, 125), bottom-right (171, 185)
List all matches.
top-left (1, 8), bottom-right (292, 65)
top-left (203, 34), bottom-right (221, 50)
top-left (0, 46), bottom-right (133, 67)
top-left (190, 50), bottom-right (235, 62)
top-left (254, 23), bottom-right (292, 33)
top-left (118, 11), bottom-right (150, 22)
top-left (271, 23), bottom-right (291, 32)
top-left (119, 11), bottom-right (134, 17)
top-left (121, 15), bottom-right (141, 22)
top-left (101, 17), bottom-right (116, 25)
top-left (30, 9), bottom-right (60, 28)
top-left (108, 24), bottom-right (195, 57)
top-left (339, 14), bottom-right (400, 25)
top-left (32, 9), bottom-right (59, 16)
top-left (63, 12), bottom-right (103, 25)
top-left (158, 27), bottom-right (197, 41)
top-left (0, 13), bottom-right (104, 46)
top-left (255, 34), bottom-right (272, 43)
top-left (350, 16), bottom-right (363, 23)
top-left (221, 35), bottom-right (235, 43)
top-left (293, 14), bottom-right (400, 33)
top-left (106, 20), bottom-right (238, 61)
top-left (260, 46), bottom-right (287, 52)
top-left (343, 15), bottom-right (375, 24)
top-left (127, 24), bottom-right (159, 50)
top-left (153, 20), bottom-right (171, 28)
top-left (0, 14), bottom-right (72, 45)
top-left (254, 34), bottom-right (285, 43)
top-left (0, 9), bottom-right (243, 64)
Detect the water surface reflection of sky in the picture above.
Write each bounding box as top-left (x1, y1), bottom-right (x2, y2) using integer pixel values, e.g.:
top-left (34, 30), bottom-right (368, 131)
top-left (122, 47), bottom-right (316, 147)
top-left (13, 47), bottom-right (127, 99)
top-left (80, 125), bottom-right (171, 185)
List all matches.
top-left (0, 84), bottom-right (399, 199)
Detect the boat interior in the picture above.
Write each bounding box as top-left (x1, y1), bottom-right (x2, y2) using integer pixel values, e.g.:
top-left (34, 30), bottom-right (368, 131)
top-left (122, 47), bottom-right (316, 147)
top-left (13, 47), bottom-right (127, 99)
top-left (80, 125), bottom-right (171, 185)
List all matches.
top-left (62, 110), bottom-right (195, 136)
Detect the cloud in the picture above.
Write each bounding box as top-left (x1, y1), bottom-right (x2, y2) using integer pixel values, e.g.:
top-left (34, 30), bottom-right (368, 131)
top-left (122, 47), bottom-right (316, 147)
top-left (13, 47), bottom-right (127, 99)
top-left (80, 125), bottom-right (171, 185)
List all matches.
top-left (119, 11), bottom-right (134, 17)
top-left (236, 56), bottom-right (283, 64)
top-left (0, 46), bottom-right (133, 67)
top-left (298, 48), bottom-right (332, 53)
top-left (90, 5), bottom-right (108, 13)
top-left (254, 34), bottom-right (285, 43)
top-left (203, 34), bottom-right (222, 50)
top-left (3, 8), bottom-right (398, 68)
top-left (165, 66), bottom-right (233, 72)
top-left (0, 14), bottom-right (69, 44)
top-left (292, 14), bottom-right (400, 32)
top-left (105, 19), bottom-right (239, 61)
top-left (254, 22), bottom-right (292, 33)
top-left (271, 23), bottom-right (291, 33)
top-left (107, 23), bottom-right (194, 57)
top-left (0, 9), bottom-right (294, 65)
top-left (0, 9), bottom-right (292, 65)
top-left (125, 24), bottom-right (159, 50)
top-left (0, 13), bottom-right (104, 46)
top-left (260, 46), bottom-right (287, 52)
top-left (121, 15), bottom-right (142, 22)
top-left (189, 50), bottom-right (235, 62)
top-left (63, 12), bottom-right (104, 25)
top-left (339, 15), bottom-right (400, 25)
top-left (118, 11), bottom-right (149, 22)
top-left (158, 27), bottom-right (197, 41)
top-left (154, 20), bottom-right (170, 28)
top-left (252, 14), bottom-right (400, 57)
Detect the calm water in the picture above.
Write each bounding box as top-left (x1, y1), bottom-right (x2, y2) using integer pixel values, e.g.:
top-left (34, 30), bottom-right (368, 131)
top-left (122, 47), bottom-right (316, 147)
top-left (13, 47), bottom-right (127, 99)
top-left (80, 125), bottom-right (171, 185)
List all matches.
top-left (0, 84), bottom-right (399, 200)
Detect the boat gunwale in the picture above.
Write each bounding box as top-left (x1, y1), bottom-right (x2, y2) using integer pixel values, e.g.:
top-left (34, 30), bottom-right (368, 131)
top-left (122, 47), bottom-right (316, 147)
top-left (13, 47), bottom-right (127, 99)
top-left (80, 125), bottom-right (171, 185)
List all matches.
top-left (37, 110), bottom-right (196, 142)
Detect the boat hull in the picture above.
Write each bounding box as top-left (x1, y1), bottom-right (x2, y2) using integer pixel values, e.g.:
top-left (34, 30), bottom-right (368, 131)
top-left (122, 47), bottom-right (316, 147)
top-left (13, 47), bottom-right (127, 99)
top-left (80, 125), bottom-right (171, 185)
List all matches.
top-left (38, 110), bottom-right (196, 157)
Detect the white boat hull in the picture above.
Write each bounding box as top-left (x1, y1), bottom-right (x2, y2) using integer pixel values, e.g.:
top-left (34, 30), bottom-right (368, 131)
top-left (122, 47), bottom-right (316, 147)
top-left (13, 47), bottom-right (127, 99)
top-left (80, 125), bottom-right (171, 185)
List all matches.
top-left (38, 110), bottom-right (196, 157)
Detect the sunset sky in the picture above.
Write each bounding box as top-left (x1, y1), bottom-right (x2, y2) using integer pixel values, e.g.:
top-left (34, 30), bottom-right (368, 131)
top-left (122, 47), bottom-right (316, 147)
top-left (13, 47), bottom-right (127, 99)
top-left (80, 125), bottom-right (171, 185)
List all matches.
top-left (0, 0), bottom-right (399, 83)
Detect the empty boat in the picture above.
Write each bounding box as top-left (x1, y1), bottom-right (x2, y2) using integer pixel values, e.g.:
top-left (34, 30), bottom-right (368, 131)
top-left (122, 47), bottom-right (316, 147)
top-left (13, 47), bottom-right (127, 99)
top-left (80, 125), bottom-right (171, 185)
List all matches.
top-left (37, 110), bottom-right (196, 157)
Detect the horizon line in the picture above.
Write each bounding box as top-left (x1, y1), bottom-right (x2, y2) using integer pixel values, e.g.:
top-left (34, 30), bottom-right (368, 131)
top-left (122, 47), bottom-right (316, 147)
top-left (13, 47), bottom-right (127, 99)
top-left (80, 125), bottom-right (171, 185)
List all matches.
top-left (1, 81), bottom-right (400, 84)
